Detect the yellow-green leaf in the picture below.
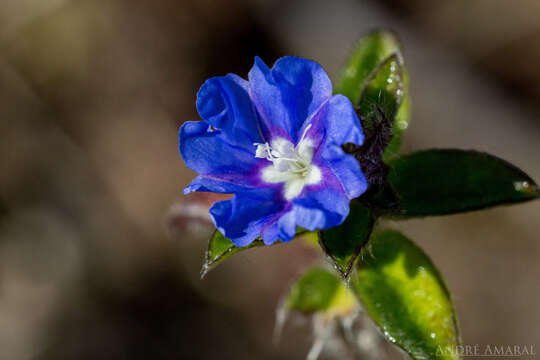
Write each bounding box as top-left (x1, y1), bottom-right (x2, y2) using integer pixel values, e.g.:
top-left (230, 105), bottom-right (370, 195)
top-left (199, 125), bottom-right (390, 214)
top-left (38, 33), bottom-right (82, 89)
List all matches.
top-left (350, 230), bottom-right (461, 359)
top-left (285, 267), bottom-right (357, 318)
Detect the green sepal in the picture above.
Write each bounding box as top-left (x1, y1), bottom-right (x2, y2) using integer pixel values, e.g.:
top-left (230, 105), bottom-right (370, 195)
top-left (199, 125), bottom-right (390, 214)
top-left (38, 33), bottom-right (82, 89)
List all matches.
top-left (351, 230), bottom-right (461, 359)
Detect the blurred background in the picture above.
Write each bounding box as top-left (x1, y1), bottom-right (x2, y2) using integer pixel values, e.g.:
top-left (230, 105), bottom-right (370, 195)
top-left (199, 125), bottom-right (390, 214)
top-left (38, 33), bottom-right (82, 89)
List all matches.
top-left (0, 0), bottom-right (539, 359)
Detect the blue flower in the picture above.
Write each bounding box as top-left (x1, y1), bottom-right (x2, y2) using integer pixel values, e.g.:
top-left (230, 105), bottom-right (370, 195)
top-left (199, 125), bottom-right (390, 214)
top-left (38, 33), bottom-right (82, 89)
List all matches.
top-left (179, 56), bottom-right (367, 246)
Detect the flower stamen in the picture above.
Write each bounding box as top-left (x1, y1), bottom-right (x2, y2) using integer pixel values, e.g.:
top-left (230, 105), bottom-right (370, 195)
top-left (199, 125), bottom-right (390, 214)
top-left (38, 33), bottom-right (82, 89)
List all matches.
top-left (254, 125), bottom-right (321, 200)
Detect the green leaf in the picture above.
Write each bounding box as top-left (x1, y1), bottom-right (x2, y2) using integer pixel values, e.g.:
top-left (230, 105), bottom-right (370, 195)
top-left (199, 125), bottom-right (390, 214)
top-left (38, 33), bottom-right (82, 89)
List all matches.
top-left (201, 230), bottom-right (266, 278)
top-left (335, 30), bottom-right (402, 104)
top-left (201, 229), bottom-right (311, 278)
top-left (319, 202), bottom-right (375, 279)
top-left (384, 149), bottom-right (540, 217)
top-left (285, 267), bottom-right (357, 317)
top-left (351, 230), bottom-right (461, 360)
top-left (300, 231), bottom-right (321, 249)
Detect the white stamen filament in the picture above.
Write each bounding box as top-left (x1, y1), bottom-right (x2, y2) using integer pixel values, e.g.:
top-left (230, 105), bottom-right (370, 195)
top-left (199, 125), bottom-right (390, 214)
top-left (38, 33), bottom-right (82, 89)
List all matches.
top-left (254, 124), bottom-right (313, 169)
top-left (254, 124), bottom-right (321, 200)
top-left (299, 123), bottom-right (312, 143)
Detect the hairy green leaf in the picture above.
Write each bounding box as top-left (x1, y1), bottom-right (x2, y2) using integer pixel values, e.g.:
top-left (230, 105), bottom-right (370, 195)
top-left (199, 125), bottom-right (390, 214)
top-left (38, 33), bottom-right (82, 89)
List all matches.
top-left (384, 75), bottom-right (411, 162)
top-left (201, 229), bottom-right (310, 278)
top-left (385, 149), bottom-right (540, 217)
top-left (351, 230), bottom-right (461, 359)
top-left (335, 30), bottom-right (402, 104)
top-left (335, 29), bottom-right (411, 164)
top-left (357, 54), bottom-right (403, 124)
top-left (201, 231), bottom-right (265, 278)
top-left (319, 202), bottom-right (375, 279)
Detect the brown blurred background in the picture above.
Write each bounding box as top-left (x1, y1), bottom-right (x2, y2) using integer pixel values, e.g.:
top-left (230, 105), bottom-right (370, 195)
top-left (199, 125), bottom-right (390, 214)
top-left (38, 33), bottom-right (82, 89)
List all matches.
top-left (0, 0), bottom-right (539, 359)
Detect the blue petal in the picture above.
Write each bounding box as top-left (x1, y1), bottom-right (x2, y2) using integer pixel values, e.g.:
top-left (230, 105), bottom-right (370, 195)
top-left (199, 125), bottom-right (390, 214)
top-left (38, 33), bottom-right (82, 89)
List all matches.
top-left (319, 94), bottom-right (364, 147)
top-left (272, 57), bottom-right (333, 140)
top-left (261, 183), bottom-right (351, 245)
top-left (248, 56), bottom-right (332, 142)
top-left (209, 188), bottom-right (284, 247)
top-left (247, 57), bottom-right (287, 140)
top-left (311, 94), bottom-right (367, 199)
top-left (294, 185), bottom-right (350, 229)
top-left (261, 223), bottom-right (280, 245)
top-left (322, 146), bottom-right (367, 199)
top-left (261, 210), bottom-right (297, 245)
top-left (179, 121), bottom-right (258, 187)
top-left (196, 74), bottom-right (262, 148)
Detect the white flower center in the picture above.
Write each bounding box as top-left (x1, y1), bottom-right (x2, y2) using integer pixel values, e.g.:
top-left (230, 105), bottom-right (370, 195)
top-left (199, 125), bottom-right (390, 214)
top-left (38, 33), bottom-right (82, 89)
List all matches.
top-left (254, 125), bottom-right (321, 200)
